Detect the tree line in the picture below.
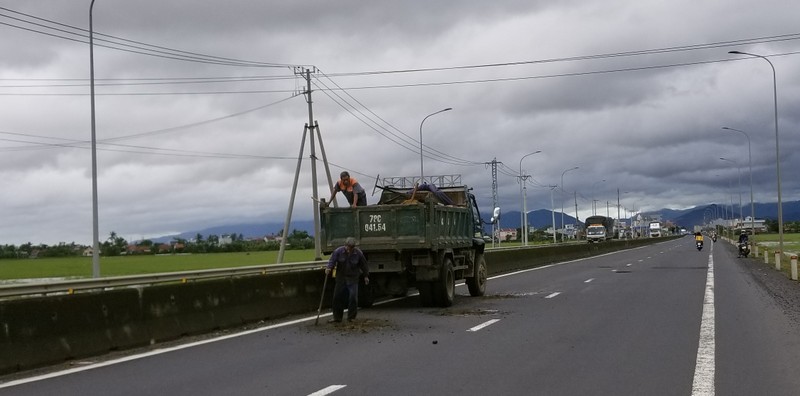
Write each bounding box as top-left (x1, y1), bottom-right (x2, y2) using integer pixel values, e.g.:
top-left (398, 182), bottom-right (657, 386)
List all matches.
top-left (0, 229), bottom-right (313, 259)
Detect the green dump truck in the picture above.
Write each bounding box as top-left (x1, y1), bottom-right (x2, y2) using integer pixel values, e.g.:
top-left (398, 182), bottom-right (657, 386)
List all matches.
top-left (320, 183), bottom-right (488, 307)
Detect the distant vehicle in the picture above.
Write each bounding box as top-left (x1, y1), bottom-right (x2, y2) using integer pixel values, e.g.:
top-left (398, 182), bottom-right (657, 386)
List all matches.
top-left (585, 215), bottom-right (614, 243)
top-left (320, 182), bottom-right (488, 308)
top-left (649, 221), bottom-right (662, 237)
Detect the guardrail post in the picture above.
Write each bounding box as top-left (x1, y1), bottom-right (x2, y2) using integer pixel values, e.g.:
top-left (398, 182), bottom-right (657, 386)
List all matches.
top-left (764, 249), bottom-right (769, 265)
top-left (791, 255), bottom-right (798, 281)
top-left (754, 244), bottom-right (759, 258)
top-left (774, 251), bottom-right (781, 271)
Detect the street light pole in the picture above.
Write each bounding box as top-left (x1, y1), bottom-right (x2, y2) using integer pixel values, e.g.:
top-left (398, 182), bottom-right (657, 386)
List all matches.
top-left (722, 127), bottom-right (756, 237)
top-left (720, 157), bottom-right (743, 230)
top-left (419, 108), bottom-right (452, 185)
top-left (550, 186), bottom-right (557, 243)
top-left (519, 151), bottom-right (542, 246)
top-left (729, 50), bottom-right (783, 255)
top-left (560, 166), bottom-right (579, 242)
top-left (89, 0), bottom-right (100, 278)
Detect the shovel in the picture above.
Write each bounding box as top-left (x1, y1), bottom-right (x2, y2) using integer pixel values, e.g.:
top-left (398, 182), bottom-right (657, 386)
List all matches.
top-left (314, 271), bottom-right (329, 325)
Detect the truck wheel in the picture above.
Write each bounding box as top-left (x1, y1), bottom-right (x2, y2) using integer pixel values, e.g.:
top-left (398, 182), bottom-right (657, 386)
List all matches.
top-left (418, 282), bottom-right (435, 307)
top-left (434, 258), bottom-right (455, 307)
top-left (467, 254), bottom-right (487, 297)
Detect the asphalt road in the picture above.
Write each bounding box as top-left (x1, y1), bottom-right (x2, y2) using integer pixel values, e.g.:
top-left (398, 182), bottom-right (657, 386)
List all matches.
top-left (2, 237), bottom-right (799, 395)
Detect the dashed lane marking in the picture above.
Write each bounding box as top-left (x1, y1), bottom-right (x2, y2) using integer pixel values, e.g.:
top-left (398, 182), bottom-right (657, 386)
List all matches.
top-left (467, 319), bottom-right (501, 332)
top-left (544, 292), bottom-right (561, 299)
top-left (309, 385), bottom-right (347, 395)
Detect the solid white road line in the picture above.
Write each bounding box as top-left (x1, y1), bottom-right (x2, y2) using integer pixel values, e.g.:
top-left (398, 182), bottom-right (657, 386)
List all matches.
top-left (544, 292), bottom-right (561, 299)
top-left (691, 245), bottom-right (715, 396)
top-left (308, 385), bottom-right (347, 395)
top-left (467, 319), bottom-right (501, 332)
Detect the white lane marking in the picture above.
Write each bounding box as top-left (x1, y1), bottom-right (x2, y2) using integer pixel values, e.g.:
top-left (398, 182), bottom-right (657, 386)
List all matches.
top-left (691, 245), bottom-right (715, 396)
top-left (626, 263), bottom-right (632, 267)
top-left (584, 278), bottom-right (594, 283)
top-left (309, 385), bottom-right (347, 395)
top-left (544, 292), bottom-right (561, 299)
top-left (467, 319), bottom-right (501, 332)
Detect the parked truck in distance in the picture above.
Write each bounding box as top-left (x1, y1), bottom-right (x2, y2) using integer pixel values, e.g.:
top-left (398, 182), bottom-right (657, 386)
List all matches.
top-left (320, 182), bottom-right (488, 308)
top-left (649, 221), bottom-right (662, 237)
top-left (585, 215), bottom-right (614, 243)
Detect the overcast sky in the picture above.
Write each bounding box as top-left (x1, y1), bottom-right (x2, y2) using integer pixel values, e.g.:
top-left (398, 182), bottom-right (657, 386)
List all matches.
top-left (2, 1), bottom-right (799, 245)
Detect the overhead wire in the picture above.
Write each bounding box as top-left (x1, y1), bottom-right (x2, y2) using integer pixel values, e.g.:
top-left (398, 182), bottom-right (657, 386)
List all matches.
top-left (0, 94), bottom-right (300, 153)
top-left (0, 6), bottom-right (306, 68)
top-left (314, 69), bottom-right (482, 167)
top-left (320, 32), bottom-right (800, 77)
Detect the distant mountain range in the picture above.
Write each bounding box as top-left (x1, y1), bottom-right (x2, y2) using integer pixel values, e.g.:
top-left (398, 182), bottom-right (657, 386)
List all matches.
top-left (148, 201), bottom-right (800, 242)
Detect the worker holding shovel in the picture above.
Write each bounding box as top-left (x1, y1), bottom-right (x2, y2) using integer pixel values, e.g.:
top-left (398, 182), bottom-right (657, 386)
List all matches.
top-left (325, 237), bottom-right (370, 323)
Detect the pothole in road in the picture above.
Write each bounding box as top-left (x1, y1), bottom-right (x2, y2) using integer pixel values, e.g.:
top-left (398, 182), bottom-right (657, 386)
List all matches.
top-left (306, 318), bottom-right (396, 334)
top-left (435, 308), bottom-right (503, 317)
top-left (482, 291), bottom-right (540, 299)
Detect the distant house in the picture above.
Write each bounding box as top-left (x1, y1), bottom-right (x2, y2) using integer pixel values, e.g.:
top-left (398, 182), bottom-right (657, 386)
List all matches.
top-left (499, 228), bottom-right (517, 241)
top-left (735, 217), bottom-right (767, 234)
top-left (263, 234), bottom-right (282, 243)
top-left (156, 244), bottom-right (172, 254)
top-left (82, 247), bottom-right (93, 257)
top-left (125, 245), bottom-right (151, 255)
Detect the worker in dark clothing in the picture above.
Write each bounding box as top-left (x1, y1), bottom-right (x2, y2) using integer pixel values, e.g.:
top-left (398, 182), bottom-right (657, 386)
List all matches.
top-left (325, 237), bottom-right (370, 323)
top-left (329, 171), bottom-right (367, 208)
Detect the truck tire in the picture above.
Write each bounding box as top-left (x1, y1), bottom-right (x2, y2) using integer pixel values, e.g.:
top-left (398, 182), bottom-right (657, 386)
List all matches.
top-left (466, 254), bottom-right (487, 297)
top-left (418, 281), bottom-right (435, 307)
top-left (434, 258), bottom-right (455, 307)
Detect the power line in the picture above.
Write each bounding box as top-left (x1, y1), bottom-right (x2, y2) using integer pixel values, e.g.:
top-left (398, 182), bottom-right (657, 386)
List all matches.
top-left (321, 33), bottom-right (800, 78)
top-left (315, 70), bottom-right (481, 166)
top-left (0, 94), bottom-right (299, 153)
top-left (0, 7), bottom-right (307, 68)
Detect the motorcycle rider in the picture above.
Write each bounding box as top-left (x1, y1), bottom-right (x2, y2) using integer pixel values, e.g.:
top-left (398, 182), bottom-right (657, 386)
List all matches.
top-left (737, 232), bottom-right (750, 257)
top-left (694, 232), bottom-right (704, 248)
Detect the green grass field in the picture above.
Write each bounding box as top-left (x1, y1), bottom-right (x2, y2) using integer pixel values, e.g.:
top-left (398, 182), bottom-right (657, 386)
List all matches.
top-left (0, 250), bottom-right (320, 280)
top-left (748, 233), bottom-right (800, 280)
top-left (3, 233), bottom-right (799, 281)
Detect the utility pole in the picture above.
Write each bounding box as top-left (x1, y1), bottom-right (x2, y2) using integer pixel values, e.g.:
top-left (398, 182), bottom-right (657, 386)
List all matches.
top-left (574, 191), bottom-right (579, 240)
top-left (278, 67), bottom-right (333, 263)
top-left (485, 158), bottom-right (501, 246)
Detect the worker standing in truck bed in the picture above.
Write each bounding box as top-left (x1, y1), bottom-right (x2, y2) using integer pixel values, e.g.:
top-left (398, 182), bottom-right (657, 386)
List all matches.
top-left (329, 171), bottom-right (367, 207)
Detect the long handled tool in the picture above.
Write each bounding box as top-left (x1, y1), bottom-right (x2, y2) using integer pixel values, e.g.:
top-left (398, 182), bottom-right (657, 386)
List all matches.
top-left (314, 271), bottom-right (329, 325)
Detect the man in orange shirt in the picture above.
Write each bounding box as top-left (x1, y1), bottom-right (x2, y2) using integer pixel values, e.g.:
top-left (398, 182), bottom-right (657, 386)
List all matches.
top-left (329, 171), bottom-right (367, 207)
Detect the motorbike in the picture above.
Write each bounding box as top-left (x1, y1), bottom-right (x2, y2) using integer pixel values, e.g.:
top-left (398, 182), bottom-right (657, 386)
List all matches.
top-left (738, 242), bottom-right (750, 258)
top-left (711, 235), bottom-right (717, 242)
top-left (696, 240), bottom-right (703, 251)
